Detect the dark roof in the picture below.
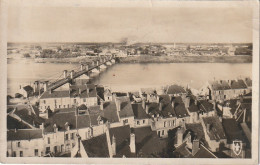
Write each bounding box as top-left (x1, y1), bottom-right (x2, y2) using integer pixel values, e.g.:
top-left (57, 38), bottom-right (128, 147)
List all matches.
top-left (7, 129), bottom-right (43, 141)
top-left (40, 91), bottom-right (70, 99)
top-left (96, 86), bottom-right (105, 100)
top-left (102, 102), bottom-right (119, 123)
top-left (188, 97), bottom-right (199, 113)
top-left (173, 97), bottom-right (189, 118)
top-left (23, 85), bottom-right (34, 92)
top-left (116, 97), bottom-right (134, 118)
top-left (166, 85), bottom-right (186, 95)
top-left (193, 144), bottom-right (217, 158)
top-left (109, 125), bottom-right (134, 157)
top-left (185, 123), bottom-right (206, 141)
top-left (230, 79), bottom-right (247, 89)
top-left (134, 126), bottom-right (166, 157)
top-left (210, 80), bottom-right (231, 90)
top-left (172, 142), bottom-right (191, 158)
top-left (81, 134), bottom-right (109, 157)
top-left (132, 104), bottom-right (149, 119)
top-left (13, 107), bottom-right (45, 127)
top-left (7, 115), bottom-right (31, 130)
top-left (44, 111), bottom-right (91, 132)
top-left (198, 100), bottom-right (214, 113)
top-left (222, 119), bottom-right (245, 144)
top-left (70, 84), bottom-right (97, 98)
top-left (202, 116), bottom-right (226, 140)
top-left (244, 78), bottom-right (252, 87)
top-left (140, 88), bottom-right (155, 95)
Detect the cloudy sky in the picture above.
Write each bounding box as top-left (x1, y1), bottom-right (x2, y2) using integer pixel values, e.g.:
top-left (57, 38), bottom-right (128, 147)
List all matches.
top-left (7, 4), bottom-right (253, 43)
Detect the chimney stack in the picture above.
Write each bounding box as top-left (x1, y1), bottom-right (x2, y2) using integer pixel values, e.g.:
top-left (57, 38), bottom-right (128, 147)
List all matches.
top-left (176, 127), bottom-right (184, 147)
top-left (116, 99), bottom-right (121, 111)
top-left (43, 82), bottom-right (48, 92)
top-left (53, 124), bottom-right (58, 133)
top-left (79, 88), bottom-right (81, 95)
top-left (63, 70), bottom-right (68, 78)
top-left (192, 139), bottom-right (200, 156)
top-left (80, 64), bottom-right (85, 71)
top-left (85, 65), bottom-right (89, 71)
top-left (142, 99), bottom-right (146, 109)
top-left (100, 101), bottom-right (104, 110)
top-left (130, 133), bottom-right (136, 153)
top-left (184, 96), bottom-right (190, 108)
top-left (145, 104), bottom-right (149, 114)
top-left (92, 61), bottom-right (95, 66)
top-left (206, 123), bottom-right (211, 132)
top-left (194, 99), bottom-right (197, 105)
top-left (70, 70), bottom-right (74, 79)
top-left (159, 102), bottom-right (163, 111)
top-left (112, 135), bottom-right (116, 156)
top-left (40, 123), bottom-right (44, 135)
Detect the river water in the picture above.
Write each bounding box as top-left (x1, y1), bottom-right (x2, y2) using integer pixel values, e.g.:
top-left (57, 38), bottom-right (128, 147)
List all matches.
top-left (7, 58), bottom-right (252, 95)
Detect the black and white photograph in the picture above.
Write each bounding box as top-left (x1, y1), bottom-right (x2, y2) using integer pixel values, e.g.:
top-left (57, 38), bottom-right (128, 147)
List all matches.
top-left (0, 0), bottom-right (259, 164)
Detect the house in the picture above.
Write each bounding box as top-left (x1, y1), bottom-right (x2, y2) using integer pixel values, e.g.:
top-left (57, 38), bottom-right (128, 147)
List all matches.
top-left (131, 102), bottom-right (150, 128)
top-left (165, 85), bottom-right (186, 96)
top-left (115, 96), bottom-right (135, 127)
top-left (201, 116), bottom-right (227, 152)
top-left (139, 88), bottom-right (158, 103)
top-left (19, 85), bottom-right (34, 98)
top-left (7, 129), bottom-right (44, 157)
top-left (39, 84), bottom-right (98, 117)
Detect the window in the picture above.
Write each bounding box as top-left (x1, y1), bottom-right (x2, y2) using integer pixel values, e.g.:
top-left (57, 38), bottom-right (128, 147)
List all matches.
top-left (43, 100), bottom-right (46, 104)
top-left (65, 134), bottom-right (69, 140)
top-left (20, 151), bottom-right (23, 157)
top-left (34, 149), bottom-right (38, 156)
top-left (54, 99), bottom-right (57, 104)
top-left (64, 105), bottom-right (66, 108)
top-left (164, 121), bottom-right (166, 127)
top-left (54, 146), bottom-right (58, 153)
top-left (47, 137), bottom-right (50, 144)
top-left (137, 121), bottom-right (140, 125)
top-left (12, 151), bottom-right (16, 157)
top-left (46, 147), bottom-right (50, 154)
top-left (17, 142), bottom-right (21, 147)
top-left (68, 104), bottom-right (70, 108)
top-left (59, 105), bottom-right (61, 108)
top-left (108, 97), bottom-right (110, 100)
top-left (72, 143), bottom-right (75, 148)
top-left (71, 133), bottom-right (74, 140)
top-left (83, 98), bottom-right (86, 102)
top-left (143, 120), bottom-right (145, 124)
top-left (162, 130), bottom-right (164, 136)
top-left (74, 99), bottom-right (76, 104)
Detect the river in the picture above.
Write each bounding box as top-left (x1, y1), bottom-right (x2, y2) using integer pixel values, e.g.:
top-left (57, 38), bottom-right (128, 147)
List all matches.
top-left (7, 58), bottom-right (252, 95)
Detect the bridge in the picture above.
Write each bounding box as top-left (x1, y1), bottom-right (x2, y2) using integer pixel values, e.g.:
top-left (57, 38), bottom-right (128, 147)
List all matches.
top-left (34, 56), bottom-right (116, 93)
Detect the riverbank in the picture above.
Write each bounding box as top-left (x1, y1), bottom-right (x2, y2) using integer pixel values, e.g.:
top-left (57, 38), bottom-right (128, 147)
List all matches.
top-left (34, 56), bottom-right (99, 64)
top-left (119, 55), bottom-right (252, 63)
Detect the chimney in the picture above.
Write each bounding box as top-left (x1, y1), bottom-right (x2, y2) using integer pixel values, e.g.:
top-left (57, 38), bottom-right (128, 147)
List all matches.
top-left (219, 116), bottom-right (222, 123)
top-left (116, 99), bottom-right (121, 111)
top-left (145, 104), bottom-right (149, 114)
top-left (85, 65), bottom-right (89, 71)
top-left (111, 135), bottom-right (116, 156)
top-left (63, 70), bottom-right (68, 78)
top-left (70, 70), bottom-right (74, 79)
top-left (130, 133), bottom-right (136, 153)
top-left (159, 102), bottom-right (163, 111)
top-left (40, 123), bottom-right (44, 135)
top-left (100, 101), bottom-right (104, 110)
top-left (80, 64), bottom-right (84, 71)
top-left (49, 89), bottom-right (52, 94)
top-left (194, 99), bottom-right (197, 105)
top-left (79, 88), bottom-right (81, 95)
top-left (171, 100), bottom-right (175, 109)
top-left (206, 123), bottom-right (211, 132)
top-left (92, 61), bottom-right (95, 66)
top-left (97, 61), bottom-right (99, 66)
top-left (176, 127), bottom-right (183, 147)
top-left (28, 109), bottom-right (32, 116)
top-left (43, 82), bottom-right (48, 92)
top-left (192, 139), bottom-right (200, 156)
top-left (53, 124), bottom-right (58, 133)
top-left (142, 99), bottom-right (146, 109)
top-left (184, 96), bottom-right (190, 108)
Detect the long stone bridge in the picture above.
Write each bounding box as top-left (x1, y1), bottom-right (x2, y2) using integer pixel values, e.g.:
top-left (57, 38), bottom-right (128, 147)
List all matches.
top-left (33, 56), bottom-right (116, 93)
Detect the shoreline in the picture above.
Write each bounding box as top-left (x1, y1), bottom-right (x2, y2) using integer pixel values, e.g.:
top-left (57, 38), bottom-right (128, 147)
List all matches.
top-left (30, 55), bottom-right (252, 64)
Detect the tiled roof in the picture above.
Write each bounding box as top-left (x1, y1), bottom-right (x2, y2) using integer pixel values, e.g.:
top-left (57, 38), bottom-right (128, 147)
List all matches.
top-left (188, 98), bottom-right (199, 113)
top-left (222, 119), bottom-right (245, 144)
top-left (7, 129), bottom-right (43, 141)
top-left (132, 103), bottom-right (149, 119)
top-left (133, 126), bottom-right (166, 157)
top-left (166, 85), bottom-right (186, 95)
top-left (185, 123), bottom-right (206, 141)
top-left (81, 134), bottom-right (109, 157)
top-left (116, 97), bottom-right (134, 118)
top-left (173, 97), bottom-right (189, 118)
top-left (13, 107), bottom-right (45, 127)
top-left (109, 125), bottom-right (133, 157)
top-left (210, 80), bottom-right (231, 91)
top-left (202, 116), bottom-right (226, 140)
top-left (40, 91), bottom-right (70, 99)
top-left (7, 115), bottom-right (31, 130)
top-left (193, 144), bottom-right (217, 158)
top-left (102, 102), bottom-right (119, 123)
top-left (244, 78), bottom-right (252, 87)
top-left (198, 100), bottom-right (214, 113)
top-left (44, 111), bottom-right (91, 132)
top-left (70, 84), bottom-right (97, 98)
top-left (230, 80), bottom-right (247, 89)
top-left (140, 88), bottom-right (156, 95)
top-left (172, 142), bottom-right (191, 158)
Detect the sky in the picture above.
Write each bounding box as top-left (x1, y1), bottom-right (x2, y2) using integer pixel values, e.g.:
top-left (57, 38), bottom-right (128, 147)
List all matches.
top-left (7, 5), bottom-right (253, 43)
